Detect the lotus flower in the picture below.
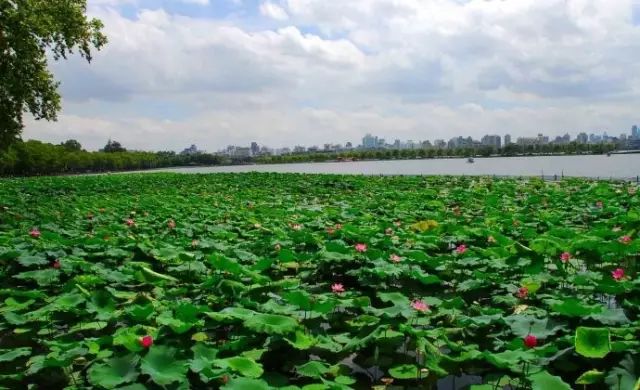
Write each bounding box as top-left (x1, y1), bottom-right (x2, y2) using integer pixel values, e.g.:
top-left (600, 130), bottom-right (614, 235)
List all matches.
top-left (274, 243), bottom-right (281, 251)
top-left (331, 283), bottom-right (345, 293)
top-left (517, 287), bottom-right (528, 299)
top-left (620, 235), bottom-right (632, 244)
top-left (629, 187), bottom-right (637, 195)
top-left (52, 259), bottom-right (61, 269)
top-left (291, 223), bottom-right (302, 231)
top-left (29, 228), bottom-right (40, 238)
top-left (385, 227), bottom-right (393, 236)
top-left (393, 221), bottom-right (401, 227)
top-left (335, 223), bottom-right (343, 230)
top-left (455, 244), bottom-right (467, 254)
top-left (612, 268), bottom-right (625, 281)
top-left (487, 235), bottom-right (496, 244)
top-left (524, 334), bottom-right (537, 348)
top-left (596, 200), bottom-right (603, 208)
top-left (411, 300), bottom-right (429, 312)
top-left (191, 239), bottom-right (199, 247)
top-left (355, 243), bottom-right (367, 252)
top-left (560, 252), bottom-right (571, 262)
top-left (326, 227), bottom-right (335, 234)
top-left (126, 219), bottom-right (135, 227)
top-left (168, 219), bottom-right (176, 229)
top-left (389, 254), bottom-right (401, 263)
top-left (140, 335), bottom-right (153, 348)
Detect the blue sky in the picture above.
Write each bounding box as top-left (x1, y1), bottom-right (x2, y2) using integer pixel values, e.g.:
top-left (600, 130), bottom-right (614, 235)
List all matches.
top-left (25, 0), bottom-right (640, 151)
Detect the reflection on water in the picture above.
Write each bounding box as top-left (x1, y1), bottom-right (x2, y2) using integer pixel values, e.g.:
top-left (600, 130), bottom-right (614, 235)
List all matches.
top-left (145, 154), bottom-right (640, 179)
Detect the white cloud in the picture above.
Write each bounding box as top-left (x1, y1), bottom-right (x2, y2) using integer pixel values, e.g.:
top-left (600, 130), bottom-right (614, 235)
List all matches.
top-left (180, 0), bottom-right (210, 5)
top-left (25, 0), bottom-right (640, 150)
top-left (260, 1), bottom-right (289, 21)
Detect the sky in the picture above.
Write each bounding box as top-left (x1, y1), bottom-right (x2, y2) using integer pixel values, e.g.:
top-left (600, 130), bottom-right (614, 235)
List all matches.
top-left (23, 0), bottom-right (640, 152)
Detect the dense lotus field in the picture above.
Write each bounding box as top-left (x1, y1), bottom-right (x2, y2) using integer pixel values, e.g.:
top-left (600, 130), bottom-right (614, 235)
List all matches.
top-left (0, 173), bottom-right (639, 390)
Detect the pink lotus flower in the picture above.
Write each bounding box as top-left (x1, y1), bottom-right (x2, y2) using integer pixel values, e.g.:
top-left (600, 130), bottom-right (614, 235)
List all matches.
top-left (335, 223), bottom-right (343, 230)
top-left (126, 219), bottom-right (135, 227)
top-left (620, 235), bottom-right (632, 244)
top-left (411, 300), bottom-right (429, 312)
top-left (385, 227), bottom-right (393, 236)
top-left (393, 221), bottom-right (401, 227)
top-left (596, 201), bottom-right (603, 208)
top-left (168, 219), bottom-right (176, 229)
top-left (612, 268), bottom-right (625, 281)
top-left (29, 228), bottom-right (40, 239)
top-left (274, 243), bottom-right (281, 251)
top-left (560, 252), bottom-right (571, 262)
top-left (389, 254), bottom-right (401, 263)
top-left (331, 283), bottom-right (345, 293)
top-left (355, 243), bottom-right (367, 252)
top-left (517, 287), bottom-right (528, 299)
top-left (191, 239), bottom-right (199, 248)
top-left (291, 223), bottom-right (302, 231)
top-left (52, 259), bottom-right (61, 269)
top-left (326, 227), bottom-right (335, 234)
top-left (140, 335), bottom-right (153, 348)
top-left (524, 334), bottom-right (537, 348)
top-left (487, 235), bottom-right (496, 244)
top-left (455, 244), bottom-right (467, 254)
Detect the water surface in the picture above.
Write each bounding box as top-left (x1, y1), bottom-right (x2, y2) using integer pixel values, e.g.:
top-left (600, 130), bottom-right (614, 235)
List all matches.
top-left (147, 154), bottom-right (640, 179)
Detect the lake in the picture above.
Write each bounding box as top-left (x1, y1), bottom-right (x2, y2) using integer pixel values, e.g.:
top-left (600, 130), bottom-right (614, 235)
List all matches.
top-left (149, 154), bottom-right (640, 179)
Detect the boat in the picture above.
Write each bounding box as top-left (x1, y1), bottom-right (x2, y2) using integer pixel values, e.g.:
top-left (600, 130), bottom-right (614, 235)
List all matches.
top-left (607, 152), bottom-right (611, 157)
top-left (467, 157), bottom-right (474, 163)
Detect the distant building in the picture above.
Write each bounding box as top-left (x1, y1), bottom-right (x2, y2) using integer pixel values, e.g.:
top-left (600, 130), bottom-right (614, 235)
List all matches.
top-left (293, 146), bottom-right (306, 153)
top-left (433, 139), bottom-right (446, 149)
top-left (504, 134), bottom-right (512, 145)
top-left (576, 132), bottom-right (588, 144)
top-left (180, 144), bottom-right (200, 155)
top-left (250, 142), bottom-right (259, 156)
top-left (345, 142), bottom-right (353, 149)
top-left (233, 147), bottom-right (251, 157)
top-left (362, 134), bottom-right (378, 149)
top-left (393, 139), bottom-right (401, 149)
top-left (481, 135), bottom-right (501, 149)
top-left (632, 125), bottom-right (639, 139)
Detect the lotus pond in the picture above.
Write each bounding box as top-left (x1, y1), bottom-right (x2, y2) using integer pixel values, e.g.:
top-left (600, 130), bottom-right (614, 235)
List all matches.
top-left (0, 173), bottom-right (639, 390)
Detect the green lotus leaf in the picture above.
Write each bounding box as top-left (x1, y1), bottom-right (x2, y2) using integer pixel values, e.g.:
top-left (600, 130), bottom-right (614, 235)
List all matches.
top-left (214, 356), bottom-right (263, 378)
top-left (0, 347), bottom-right (31, 362)
top-left (285, 330), bottom-right (318, 350)
top-left (389, 364), bottom-right (420, 379)
top-left (296, 361), bottom-right (330, 378)
top-left (88, 354), bottom-right (139, 389)
top-left (140, 346), bottom-right (188, 385)
top-left (221, 378), bottom-right (271, 390)
top-left (604, 355), bottom-right (640, 390)
top-left (529, 370), bottom-right (571, 390)
top-left (243, 313), bottom-right (298, 335)
top-left (575, 327), bottom-right (610, 359)
top-left (575, 369), bottom-right (604, 385)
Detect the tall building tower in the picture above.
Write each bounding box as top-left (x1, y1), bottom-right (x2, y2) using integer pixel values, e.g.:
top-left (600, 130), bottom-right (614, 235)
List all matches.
top-left (504, 134), bottom-right (511, 145)
top-left (632, 125), bottom-right (639, 139)
top-left (250, 142), bottom-right (259, 156)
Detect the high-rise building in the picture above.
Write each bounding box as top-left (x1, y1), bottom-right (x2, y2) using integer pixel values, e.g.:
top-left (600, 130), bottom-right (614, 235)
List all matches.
top-left (362, 134), bottom-right (378, 149)
top-left (481, 135), bottom-right (501, 149)
top-left (250, 142), bottom-right (259, 156)
top-left (632, 125), bottom-right (639, 139)
top-left (576, 132), bottom-right (588, 144)
top-left (504, 134), bottom-right (511, 145)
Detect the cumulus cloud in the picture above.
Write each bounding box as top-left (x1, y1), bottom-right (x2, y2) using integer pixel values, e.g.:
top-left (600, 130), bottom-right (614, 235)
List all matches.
top-left (24, 0), bottom-right (640, 150)
top-left (260, 1), bottom-right (289, 21)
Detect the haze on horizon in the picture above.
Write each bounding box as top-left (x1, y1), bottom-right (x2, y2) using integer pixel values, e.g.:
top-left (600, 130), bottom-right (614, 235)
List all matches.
top-left (23, 0), bottom-right (640, 152)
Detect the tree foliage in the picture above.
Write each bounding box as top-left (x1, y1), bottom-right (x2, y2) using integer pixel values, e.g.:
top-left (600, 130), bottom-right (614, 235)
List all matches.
top-left (0, 0), bottom-right (107, 149)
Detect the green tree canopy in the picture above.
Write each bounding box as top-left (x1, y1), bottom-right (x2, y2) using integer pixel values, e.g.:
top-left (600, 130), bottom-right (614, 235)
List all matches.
top-left (61, 139), bottom-right (82, 151)
top-left (0, 0), bottom-right (107, 149)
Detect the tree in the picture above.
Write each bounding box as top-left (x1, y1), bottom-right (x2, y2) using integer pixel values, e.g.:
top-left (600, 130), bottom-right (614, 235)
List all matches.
top-left (61, 139), bottom-right (82, 151)
top-left (0, 1), bottom-right (107, 149)
top-left (102, 139), bottom-right (126, 153)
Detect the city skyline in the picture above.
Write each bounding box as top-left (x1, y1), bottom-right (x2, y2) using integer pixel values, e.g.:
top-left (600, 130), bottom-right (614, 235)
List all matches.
top-left (215, 125), bottom-right (640, 157)
top-left (19, 0), bottom-right (640, 152)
